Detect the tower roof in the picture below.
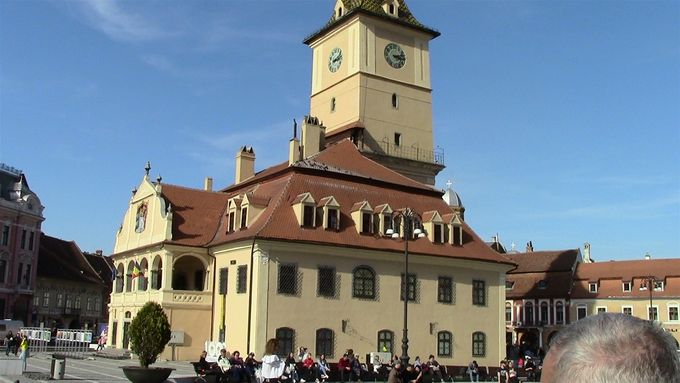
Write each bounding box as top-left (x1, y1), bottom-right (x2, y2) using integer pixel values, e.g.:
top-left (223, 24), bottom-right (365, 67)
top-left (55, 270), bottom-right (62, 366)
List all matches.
top-left (304, 0), bottom-right (440, 45)
top-left (442, 180), bottom-right (463, 208)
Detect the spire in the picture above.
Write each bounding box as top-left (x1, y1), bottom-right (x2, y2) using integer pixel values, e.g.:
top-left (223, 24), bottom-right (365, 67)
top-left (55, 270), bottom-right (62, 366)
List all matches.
top-left (144, 161), bottom-right (151, 176)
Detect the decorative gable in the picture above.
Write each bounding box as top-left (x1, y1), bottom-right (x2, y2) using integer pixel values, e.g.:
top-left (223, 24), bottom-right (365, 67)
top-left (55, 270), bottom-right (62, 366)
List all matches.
top-left (443, 213), bottom-right (463, 246)
top-left (422, 210), bottom-right (444, 243)
top-left (226, 197), bottom-right (242, 233)
top-left (114, 171), bottom-right (172, 253)
top-left (373, 203), bottom-right (393, 236)
top-left (240, 193), bottom-right (269, 230)
top-left (382, 0), bottom-right (399, 17)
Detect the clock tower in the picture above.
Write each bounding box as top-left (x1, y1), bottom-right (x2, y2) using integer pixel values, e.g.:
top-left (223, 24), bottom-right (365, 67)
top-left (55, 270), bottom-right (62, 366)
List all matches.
top-left (304, 0), bottom-right (444, 185)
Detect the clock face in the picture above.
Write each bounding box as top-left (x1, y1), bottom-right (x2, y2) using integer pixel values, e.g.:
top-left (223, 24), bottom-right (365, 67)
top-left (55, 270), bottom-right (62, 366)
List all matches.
top-left (328, 47), bottom-right (343, 73)
top-left (384, 43), bottom-right (406, 69)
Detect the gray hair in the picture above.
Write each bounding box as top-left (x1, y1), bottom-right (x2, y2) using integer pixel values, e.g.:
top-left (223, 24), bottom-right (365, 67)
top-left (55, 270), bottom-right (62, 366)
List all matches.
top-left (547, 313), bottom-right (680, 383)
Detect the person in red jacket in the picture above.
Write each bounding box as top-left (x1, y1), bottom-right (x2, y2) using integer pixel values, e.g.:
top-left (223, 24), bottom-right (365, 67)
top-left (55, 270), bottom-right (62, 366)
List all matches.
top-left (302, 353), bottom-right (318, 382)
top-left (338, 353), bottom-right (350, 382)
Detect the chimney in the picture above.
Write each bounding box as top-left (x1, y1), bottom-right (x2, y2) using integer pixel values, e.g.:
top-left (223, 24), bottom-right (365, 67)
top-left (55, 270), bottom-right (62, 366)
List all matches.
top-left (525, 241), bottom-right (534, 253)
top-left (301, 115), bottom-right (326, 159)
top-left (204, 177), bottom-right (213, 192)
top-left (289, 118), bottom-right (301, 165)
top-left (582, 242), bottom-right (593, 263)
top-left (235, 146), bottom-right (255, 184)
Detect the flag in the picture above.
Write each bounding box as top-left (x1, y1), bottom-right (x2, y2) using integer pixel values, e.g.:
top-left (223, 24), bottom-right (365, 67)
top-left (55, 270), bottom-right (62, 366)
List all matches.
top-left (131, 261), bottom-right (141, 279)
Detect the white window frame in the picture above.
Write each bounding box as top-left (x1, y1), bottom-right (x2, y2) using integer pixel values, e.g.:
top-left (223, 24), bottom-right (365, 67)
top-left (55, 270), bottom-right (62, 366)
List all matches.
top-left (667, 303), bottom-right (679, 323)
top-left (554, 299), bottom-right (565, 324)
top-left (596, 306), bottom-right (607, 314)
top-left (538, 299), bottom-right (550, 325)
top-left (622, 281), bottom-right (631, 292)
top-left (653, 281), bottom-right (664, 291)
top-left (647, 305), bottom-right (659, 321)
top-left (589, 282), bottom-right (598, 293)
top-left (577, 304), bottom-right (588, 320)
top-left (622, 305), bottom-right (633, 316)
top-left (505, 300), bottom-right (513, 324)
top-left (523, 300), bottom-right (535, 325)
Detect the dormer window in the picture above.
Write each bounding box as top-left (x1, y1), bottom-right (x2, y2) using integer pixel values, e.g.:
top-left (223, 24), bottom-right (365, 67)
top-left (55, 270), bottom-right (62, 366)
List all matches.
top-left (423, 210), bottom-right (444, 243)
top-left (228, 211), bottom-right (236, 232)
top-left (319, 196), bottom-right (340, 230)
top-left (292, 192), bottom-right (317, 227)
top-left (351, 201), bottom-right (373, 234)
top-left (374, 204), bottom-right (393, 236)
top-left (303, 205), bottom-right (315, 227)
top-left (505, 281), bottom-right (514, 290)
top-left (653, 281), bottom-right (664, 291)
top-left (589, 282), bottom-right (598, 293)
top-left (433, 224), bottom-right (443, 243)
top-left (227, 197), bottom-right (242, 233)
top-left (338, 7), bottom-right (343, 17)
top-left (445, 213), bottom-right (463, 246)
top-left (622, 281), bottom-right (632, 292)
top-left (240, 207), bottom-right (248, 229)
top-left (382, 0), bottom-right (398, 17)
top-left (389, 4), bottom-right (395, 14)
top-left (361, 212), bottom-right (372, 234)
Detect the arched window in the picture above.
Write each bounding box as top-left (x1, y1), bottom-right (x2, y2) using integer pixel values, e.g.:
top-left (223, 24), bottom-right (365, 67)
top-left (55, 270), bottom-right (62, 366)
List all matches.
top-left (472, 332), bottom-right (486, 357)
top-left (555, 301), bottom-right (564, 324)
top-left (524, 301), bottom-right (534, 325)
top-left (138, 258), bottom-right (148, 291)
top-left (437, 331), bottom-right (452, 357)
top-left (540, 302), bottom-right (549, 324)
top-left (276, 327), bottom-right (295, 357)
top-left (126, 261), bottom-right (134, 292)
top-left (316, 328), bottom-right (334, 357)
top-left (115, 264), bottom-right (124, 293)
top-left (377, 330), bottom-right (393, 354)
top-left (505, 302), bottom-right (512, 323)
top-left (151, 256), bottom-right (163, 290)
top-left (352, 266), bottom-right (376, 299)
top-left (391, 93), bottom-right (398, 108)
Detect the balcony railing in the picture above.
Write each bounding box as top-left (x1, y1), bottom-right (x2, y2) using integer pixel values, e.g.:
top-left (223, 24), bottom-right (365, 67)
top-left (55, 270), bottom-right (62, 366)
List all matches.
top-left (367, 141), bottom-right (445, 165)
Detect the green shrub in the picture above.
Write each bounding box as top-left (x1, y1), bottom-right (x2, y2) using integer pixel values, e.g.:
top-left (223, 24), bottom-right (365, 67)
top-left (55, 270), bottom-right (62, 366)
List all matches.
top-left (128, 301), bottom-right (172, 368)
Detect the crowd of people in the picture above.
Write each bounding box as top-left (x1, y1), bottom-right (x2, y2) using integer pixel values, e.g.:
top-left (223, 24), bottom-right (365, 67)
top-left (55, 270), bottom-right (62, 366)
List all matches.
top-left (196, 344), bottom-right (448, 383)
top-left (3, 330), bottom-right (30, 371)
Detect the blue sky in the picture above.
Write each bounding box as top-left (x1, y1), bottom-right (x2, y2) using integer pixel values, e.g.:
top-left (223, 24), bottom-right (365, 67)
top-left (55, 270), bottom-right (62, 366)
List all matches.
top-left (1, 0), bottom-right (678, 261)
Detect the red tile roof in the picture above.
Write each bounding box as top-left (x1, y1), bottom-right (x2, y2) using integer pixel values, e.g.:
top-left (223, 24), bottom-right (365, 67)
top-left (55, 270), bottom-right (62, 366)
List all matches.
top-left (571, 259), bottom-right (680, 299)
top-left (507, 250), bottom-right (581, 274)
top-left (506, 271), bottom-right (574, 299)
top-left (38, 234), bottom-right (106, 285)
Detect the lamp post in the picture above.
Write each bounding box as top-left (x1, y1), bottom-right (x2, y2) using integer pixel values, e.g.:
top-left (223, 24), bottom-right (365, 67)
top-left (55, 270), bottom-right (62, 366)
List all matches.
top-left (642, 275), bottom-right (658, 322)
top-left (386, 208), bottom-right (425, 366)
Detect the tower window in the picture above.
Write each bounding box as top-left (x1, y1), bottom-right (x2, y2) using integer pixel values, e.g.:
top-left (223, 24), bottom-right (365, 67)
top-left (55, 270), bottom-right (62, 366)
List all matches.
top-left (331, 97), bottom-right (336, 112)
top-left (391, 93), bottom-right (398, 108)
top-left (394, 133), bottom-right (402, 146)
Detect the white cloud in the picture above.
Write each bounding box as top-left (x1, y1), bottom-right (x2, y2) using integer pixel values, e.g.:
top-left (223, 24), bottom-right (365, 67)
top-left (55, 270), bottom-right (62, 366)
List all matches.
top-left (72, 0), bottom-right (171, 42)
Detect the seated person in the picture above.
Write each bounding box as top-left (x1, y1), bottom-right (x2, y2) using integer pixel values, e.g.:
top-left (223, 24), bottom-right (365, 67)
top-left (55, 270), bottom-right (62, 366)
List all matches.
top-left (317, 354), bottom-right (330, 381)
top-left (198, 351), bottom-right (221, 376)
top-left (230, 350), bottom-right (248, 382)
top-left (301, 353), bottom-right (318, 382)
top-left (245, 352), bottom-right (260, 382)
top-left (218, 349), bottom-right (232, 373)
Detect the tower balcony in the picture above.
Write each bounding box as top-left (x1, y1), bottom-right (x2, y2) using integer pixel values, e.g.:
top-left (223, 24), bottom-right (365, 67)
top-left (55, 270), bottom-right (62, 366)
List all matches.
top-left (367, 141), bottom-right (445, 166)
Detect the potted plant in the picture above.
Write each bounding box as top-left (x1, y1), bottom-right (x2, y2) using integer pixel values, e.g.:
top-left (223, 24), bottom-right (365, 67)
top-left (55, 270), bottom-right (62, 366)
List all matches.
top-left (120, 301), bottom-right (174, 383)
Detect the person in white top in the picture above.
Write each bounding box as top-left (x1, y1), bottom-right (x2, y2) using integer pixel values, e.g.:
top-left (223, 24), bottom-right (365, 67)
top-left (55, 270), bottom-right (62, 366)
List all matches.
top-left (261, 338), bottom-right (286, 383)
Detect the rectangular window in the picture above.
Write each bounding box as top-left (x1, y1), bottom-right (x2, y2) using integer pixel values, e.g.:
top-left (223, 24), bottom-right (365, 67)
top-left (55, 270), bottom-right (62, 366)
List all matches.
top-left (1, 225), bottom-right (9, 246)
top-left (669, 306), bottom-right (679, 321)
top-left (87, 297), bottom-right (93, 311)
top-left (597, 307), bottom-right (607, 314)
top-left (400, 273), bottom-right (417, 302)
top-left (317, 267), bottom-right (336, 297)
top-left (361, 212), bottom-right (371, 234)
top-left (434, 224), bottom-right (443, 243)
top-left (34, 295), bottom-right (39, 307)
top-left (20, 229), bottom-right (27, 249)
top-left (278, 264), bottom-right (297, 295)
top-left (28, 231), bottom-right (34, 251)
top-left (577, 305), bottom-right (587, 320)
top-left (111, 321), bottom-right (118, 346)
top-left (589, 282), bottom-right (598, 293)
top-left (303, 205), bottom-right (315, 226)
top-left (622, 306), bottom-right (633, 316)
top-left (66, 295), bottom-right (73, 308)
top-left (0, 260), bottom-right (6, 283)
top-left (95, 297), bottom-right (101, 311)
top-left (219, 268), bottom-right (228, 295)
top-left (555, 303), bottom-right (565, 324)
top-left (236, 265), bottom-right (247, 293)
top-left (648, 306), bottom-right (659, 321)
top-left (394, 133), bottom-right (402, 146)
top-left (653, 281), bottom-right (664, 291)
top-left (240, 208), bottom-right (248, 229)
top-left (472, 280), bottom-right (486, 306)
top-left (17, 263), bottom-right (23, 286)
top-left (57, 293), bottom-right (64, 307)
top-left (228, 212), bottom-right (235, 232)
top-left (75, 296), bottom-right (81, 309)
top-left (622, 281), bottom-right (631, 292)
top-left (383, 214), bottom-right (392, 233)
top-left (438, 276), bottom-right (453, 304)
top-left (24, 264), bottom-right (31, 286)
top-left (452, 226), bottom-right (462, 246)
top-left (43, 292), bottom-right (49, 307)
top-left (327, 208), bottom-right (338, 230)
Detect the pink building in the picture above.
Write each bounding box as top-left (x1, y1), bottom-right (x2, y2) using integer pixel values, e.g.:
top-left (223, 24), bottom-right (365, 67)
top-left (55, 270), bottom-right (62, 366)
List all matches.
top-left (0, 163), bottom-right (44, 323)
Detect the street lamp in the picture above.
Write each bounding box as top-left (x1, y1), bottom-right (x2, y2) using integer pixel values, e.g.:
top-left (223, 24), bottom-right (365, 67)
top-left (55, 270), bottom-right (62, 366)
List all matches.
top-left (641, 275), bottom-right (658, 322)
top-left (386, 208), bottom-right (425, 366)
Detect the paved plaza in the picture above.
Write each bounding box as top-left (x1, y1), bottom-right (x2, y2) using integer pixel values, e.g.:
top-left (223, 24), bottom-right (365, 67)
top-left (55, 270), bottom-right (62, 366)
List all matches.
top-left (0, 353), bottom-right (197, 383)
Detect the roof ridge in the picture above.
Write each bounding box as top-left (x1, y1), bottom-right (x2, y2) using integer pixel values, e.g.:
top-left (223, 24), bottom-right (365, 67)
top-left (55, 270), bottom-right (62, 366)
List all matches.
top-left (161, 182), bottom-right (230, 195)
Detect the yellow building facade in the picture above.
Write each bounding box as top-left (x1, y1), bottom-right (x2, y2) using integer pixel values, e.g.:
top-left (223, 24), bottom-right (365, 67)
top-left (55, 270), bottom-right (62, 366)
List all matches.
top-left (108, 0), bottom-right (516, 369)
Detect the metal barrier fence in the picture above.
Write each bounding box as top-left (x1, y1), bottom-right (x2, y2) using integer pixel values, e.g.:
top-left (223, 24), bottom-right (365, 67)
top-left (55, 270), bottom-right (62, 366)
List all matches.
top-left (54, 329), bottom-right (93, 359)
top-left (20, 327), bottom-right (94, 359)
top-left (20, 327), bottom-right (51, 354)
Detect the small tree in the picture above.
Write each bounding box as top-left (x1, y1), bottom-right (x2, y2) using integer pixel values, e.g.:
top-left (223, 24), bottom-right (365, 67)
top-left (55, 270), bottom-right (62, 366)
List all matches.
top-left (128, 301), bottom-right (172, 368)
